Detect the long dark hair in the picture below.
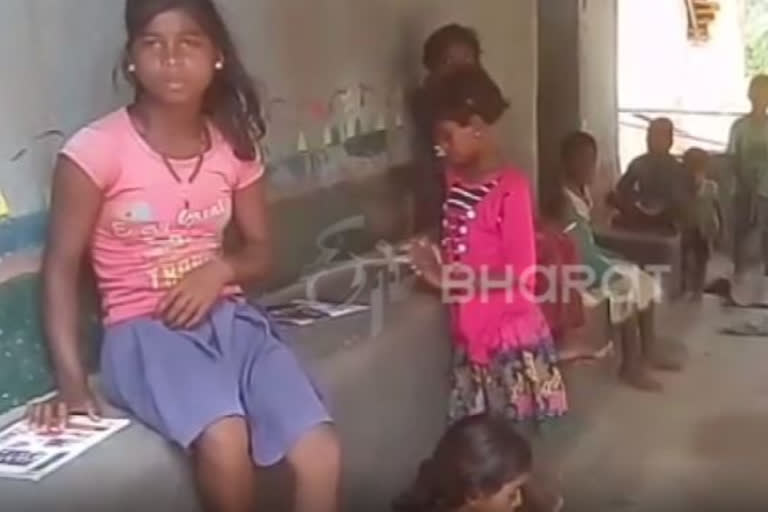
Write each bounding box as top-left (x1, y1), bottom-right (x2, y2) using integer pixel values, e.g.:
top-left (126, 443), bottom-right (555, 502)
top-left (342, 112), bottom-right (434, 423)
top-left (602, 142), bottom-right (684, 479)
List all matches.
top-left (394, 415), bottom-right (532, 512)
top-left (122, 0), bottom-right (264, 161)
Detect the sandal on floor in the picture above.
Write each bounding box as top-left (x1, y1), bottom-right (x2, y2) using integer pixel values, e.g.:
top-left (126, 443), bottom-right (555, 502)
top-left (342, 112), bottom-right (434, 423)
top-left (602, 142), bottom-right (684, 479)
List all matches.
top-left (559, 340), bottom-right (614, 364)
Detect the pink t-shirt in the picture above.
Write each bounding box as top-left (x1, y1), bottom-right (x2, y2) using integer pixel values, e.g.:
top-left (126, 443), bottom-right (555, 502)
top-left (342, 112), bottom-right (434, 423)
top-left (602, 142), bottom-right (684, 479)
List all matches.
top-left (60, 108), bottom-right (263, 325)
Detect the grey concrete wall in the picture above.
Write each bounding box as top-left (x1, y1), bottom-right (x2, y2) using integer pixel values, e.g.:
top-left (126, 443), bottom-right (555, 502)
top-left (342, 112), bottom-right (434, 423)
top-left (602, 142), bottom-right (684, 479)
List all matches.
top-left (0, 0), bottom-right (537, 219)
top-left (0, 1), bottom-right (128, 217)
top-left (579, 0), bottom-right (619, 207)
top-left (537, 0), bottom-right (619, 211)
top-left (537, 0), bottom-right (581, 194)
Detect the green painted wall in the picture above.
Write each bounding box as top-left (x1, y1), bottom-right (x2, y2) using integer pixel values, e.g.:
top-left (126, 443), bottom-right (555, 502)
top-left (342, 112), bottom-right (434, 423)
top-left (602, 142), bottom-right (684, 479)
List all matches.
top-left (0, 273), bottom-right (102, 413)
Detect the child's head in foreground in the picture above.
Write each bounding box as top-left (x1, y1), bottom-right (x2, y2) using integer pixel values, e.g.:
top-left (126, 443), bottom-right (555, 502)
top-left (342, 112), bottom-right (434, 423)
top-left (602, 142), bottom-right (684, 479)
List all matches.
top-left (395, 414), bottom-right (532, 512)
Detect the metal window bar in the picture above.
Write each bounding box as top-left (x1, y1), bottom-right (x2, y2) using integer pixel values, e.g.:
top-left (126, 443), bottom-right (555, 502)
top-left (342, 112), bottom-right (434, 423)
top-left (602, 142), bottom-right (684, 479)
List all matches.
top-left (618, 109), bottom-right (738, 150)
top-left (685, 0), bottom-right (701, 40)
top-left (619, 107), bottom-right (745, 117)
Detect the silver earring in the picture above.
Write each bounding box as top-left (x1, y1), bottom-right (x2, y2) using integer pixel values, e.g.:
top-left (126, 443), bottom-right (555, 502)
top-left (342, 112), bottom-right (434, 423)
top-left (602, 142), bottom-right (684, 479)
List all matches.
top-left (215, 61), bottom-right (224, 70)
top-left (127, 63), bottom-right (136, 73)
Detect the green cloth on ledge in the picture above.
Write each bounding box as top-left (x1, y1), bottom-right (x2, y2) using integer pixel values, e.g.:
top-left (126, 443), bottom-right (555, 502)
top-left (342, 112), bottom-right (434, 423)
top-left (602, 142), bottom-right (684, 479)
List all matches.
top-left (0, 273), bottom-right (101, 414)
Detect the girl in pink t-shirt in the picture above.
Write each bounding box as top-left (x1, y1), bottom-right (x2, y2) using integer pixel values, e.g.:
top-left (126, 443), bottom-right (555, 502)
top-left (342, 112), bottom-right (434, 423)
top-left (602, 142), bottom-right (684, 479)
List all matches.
top-left (409, 67), bottom-right (568, 424)
top-left (28, 1), bottom-right (339, 511)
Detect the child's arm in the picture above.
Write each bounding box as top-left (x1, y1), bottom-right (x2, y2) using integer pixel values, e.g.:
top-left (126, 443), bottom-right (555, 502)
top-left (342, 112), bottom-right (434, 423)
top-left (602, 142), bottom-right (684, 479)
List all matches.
top-left (714, 193), bottom-right (724, 241)
top-left (615, 159), bottom-right (642, 204)
top-left (222, 179), bottom-right (273, 283)
top-left (158, 159), bottom-right (273, 329)
top-left (408, 239), bottom-right (444, 291)
top-left (36, 156), bottom-right (105, 426)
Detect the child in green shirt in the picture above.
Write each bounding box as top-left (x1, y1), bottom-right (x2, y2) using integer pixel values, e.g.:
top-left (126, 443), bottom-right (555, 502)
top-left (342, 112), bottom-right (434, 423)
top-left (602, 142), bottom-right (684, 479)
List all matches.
top-left (729, 74), bottom-right (768, 276)
top-left (557, 132), bottom-right (683, 392)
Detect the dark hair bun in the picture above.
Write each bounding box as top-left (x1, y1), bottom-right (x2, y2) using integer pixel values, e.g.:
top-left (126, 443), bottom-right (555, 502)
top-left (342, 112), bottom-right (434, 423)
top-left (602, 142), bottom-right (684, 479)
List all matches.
top-left (423, 66), bottom-right (509, 128)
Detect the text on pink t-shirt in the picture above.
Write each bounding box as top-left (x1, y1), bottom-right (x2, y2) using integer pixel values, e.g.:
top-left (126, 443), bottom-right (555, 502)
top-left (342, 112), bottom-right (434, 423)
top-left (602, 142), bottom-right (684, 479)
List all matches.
top-left (59, 108), bottom-right (263, 325)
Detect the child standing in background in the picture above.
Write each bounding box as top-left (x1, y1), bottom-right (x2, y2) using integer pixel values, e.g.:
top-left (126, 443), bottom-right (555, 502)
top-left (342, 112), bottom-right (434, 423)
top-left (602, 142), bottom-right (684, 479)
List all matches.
top-left (682, 148), bottom-right (721, 299)
top-left (729, 75), bottom-right (768, 278)
top-left (408, 67), bottom-right (568, 424)
top-left (409, 24), bottom-right (484, 235)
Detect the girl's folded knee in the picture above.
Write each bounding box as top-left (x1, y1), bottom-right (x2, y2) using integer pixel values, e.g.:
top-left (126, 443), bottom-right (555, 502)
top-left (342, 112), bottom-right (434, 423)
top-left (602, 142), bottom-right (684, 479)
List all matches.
top-left (289, 423), bottom-right (341, 472)
top-left (195, 416), bottom-right (250, 455)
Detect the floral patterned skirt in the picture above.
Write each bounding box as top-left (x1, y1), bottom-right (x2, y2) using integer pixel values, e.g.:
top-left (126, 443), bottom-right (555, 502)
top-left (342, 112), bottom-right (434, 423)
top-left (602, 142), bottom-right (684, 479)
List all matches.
top-left (448, 338), bottom-right (568, 423)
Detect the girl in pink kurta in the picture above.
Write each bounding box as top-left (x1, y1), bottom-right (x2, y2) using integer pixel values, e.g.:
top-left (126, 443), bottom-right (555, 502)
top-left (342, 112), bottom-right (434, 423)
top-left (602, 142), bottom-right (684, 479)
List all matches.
top-left (409, 67), bottom-right (567, 423)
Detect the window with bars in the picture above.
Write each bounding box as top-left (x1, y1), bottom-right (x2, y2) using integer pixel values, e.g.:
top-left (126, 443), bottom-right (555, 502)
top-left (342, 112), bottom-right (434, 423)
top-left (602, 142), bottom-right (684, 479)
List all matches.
top-left (685, 0), bottom-right (720, 42)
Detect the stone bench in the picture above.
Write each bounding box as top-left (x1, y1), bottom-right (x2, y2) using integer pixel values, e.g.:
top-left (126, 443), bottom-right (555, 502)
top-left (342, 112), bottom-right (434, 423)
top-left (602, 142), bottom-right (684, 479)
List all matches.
top-left (0, 267), bottom-right (452, 512)
top-left (0, 261), bottom-right (673, 512)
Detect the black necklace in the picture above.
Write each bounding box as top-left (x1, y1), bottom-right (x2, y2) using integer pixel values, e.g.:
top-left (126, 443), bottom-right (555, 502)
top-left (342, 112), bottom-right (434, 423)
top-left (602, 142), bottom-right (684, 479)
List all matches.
top-left (129, 110), bottom-right (209, 211)
top-left (160, 152), bottom-right (205, 210)
top-left (156, 127), bottom-right (210, 210)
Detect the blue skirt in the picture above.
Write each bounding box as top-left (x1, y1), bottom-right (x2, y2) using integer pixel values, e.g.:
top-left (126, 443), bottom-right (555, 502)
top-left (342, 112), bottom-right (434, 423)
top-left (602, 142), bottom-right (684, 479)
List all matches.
top-left (99, 298), bottom-right (331, 466)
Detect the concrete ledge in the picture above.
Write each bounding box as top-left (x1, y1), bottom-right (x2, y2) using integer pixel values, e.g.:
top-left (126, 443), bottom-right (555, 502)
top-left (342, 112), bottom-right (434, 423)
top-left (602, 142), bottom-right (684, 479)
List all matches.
top-left (0, 274), bottom-right (452, 512)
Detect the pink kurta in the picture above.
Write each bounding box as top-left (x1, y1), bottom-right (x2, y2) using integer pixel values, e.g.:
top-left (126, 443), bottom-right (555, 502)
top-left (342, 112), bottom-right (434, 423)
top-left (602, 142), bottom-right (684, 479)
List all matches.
top-left (442, 167), bottom-right (552, 365)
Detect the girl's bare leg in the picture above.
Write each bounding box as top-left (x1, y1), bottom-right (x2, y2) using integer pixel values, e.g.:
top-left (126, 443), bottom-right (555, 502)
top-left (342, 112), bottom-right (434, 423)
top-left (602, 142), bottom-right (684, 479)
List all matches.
top-left (619, 316), bottom-right (662, 392)
top-left (287, 424), bottom-right (341, 512)
top-left (193, 417), bottom-right (257, 512)
top-left (638, 304), bottom-right (682, 372)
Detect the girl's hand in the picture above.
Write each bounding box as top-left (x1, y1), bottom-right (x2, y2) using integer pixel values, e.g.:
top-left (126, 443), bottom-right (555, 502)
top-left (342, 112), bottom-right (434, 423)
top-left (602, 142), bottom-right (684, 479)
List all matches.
top-left (408, 237), bottom-right (443, 289)
top-left (26, 387), bottom-right (102, 432)
top-left (157, 259), bottom-right (233, 329)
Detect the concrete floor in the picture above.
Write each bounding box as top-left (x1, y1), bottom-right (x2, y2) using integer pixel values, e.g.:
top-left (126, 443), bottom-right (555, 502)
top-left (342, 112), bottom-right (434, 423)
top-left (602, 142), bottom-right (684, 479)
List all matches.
top-left (550, 292), bottom-right (768, 512)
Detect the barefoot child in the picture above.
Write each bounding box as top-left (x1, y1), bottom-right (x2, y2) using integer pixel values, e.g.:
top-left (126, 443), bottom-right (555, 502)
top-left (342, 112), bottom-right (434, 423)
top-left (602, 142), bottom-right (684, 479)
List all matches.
top-left (408, 67), bottom-right (568, 423)
top-left (559, 131), bottom-right (683, 392)
top-left (29, 1), bottom-right (339, 511)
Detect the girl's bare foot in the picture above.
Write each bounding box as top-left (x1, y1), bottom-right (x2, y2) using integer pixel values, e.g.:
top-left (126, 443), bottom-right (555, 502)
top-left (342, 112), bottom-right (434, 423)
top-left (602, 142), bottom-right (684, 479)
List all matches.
top-left (620, 368), bottom-right (663, 392)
